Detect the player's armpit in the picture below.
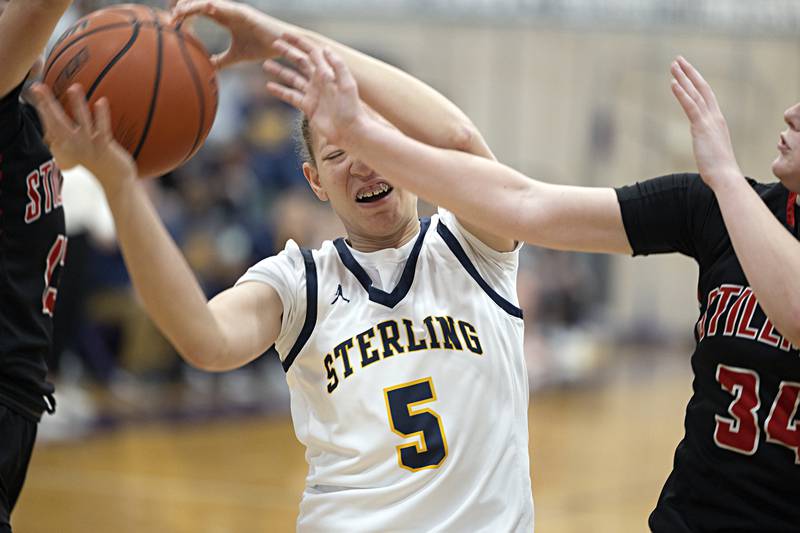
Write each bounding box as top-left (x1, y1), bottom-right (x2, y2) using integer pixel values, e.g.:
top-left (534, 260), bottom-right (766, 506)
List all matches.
top-left (201, 282), bottom-right (284, 372)
top-left (456, 217), bottom-right (517, 253)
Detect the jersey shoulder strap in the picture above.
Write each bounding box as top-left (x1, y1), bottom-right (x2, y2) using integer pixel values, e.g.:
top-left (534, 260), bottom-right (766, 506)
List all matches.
top-left (435, 219), bottom-right (523, 319)
top-left (265, 247), bottom-right (318, 372)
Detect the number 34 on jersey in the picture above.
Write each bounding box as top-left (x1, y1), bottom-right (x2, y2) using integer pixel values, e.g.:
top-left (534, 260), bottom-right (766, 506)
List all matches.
top-left (715, 364), bottom-right (800, 463)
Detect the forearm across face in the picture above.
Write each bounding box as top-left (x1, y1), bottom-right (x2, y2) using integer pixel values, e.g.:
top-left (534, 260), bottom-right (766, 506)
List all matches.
top-left (301, 33), bottom-right (489, 157)
top-left (174, 1), bottom-right (489, 156)
top-left (251, 11), bottom-right (488, 157)
top-left (344, 117), bottom-right (630, 253)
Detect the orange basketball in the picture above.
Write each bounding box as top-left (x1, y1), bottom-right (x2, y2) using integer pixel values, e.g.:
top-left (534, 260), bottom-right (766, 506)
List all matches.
top-left (43, 4), bottom-right (218, 178)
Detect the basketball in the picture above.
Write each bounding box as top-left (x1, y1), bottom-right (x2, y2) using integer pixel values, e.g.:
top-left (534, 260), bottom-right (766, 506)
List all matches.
top-left (43, 4), bottom-right (218, 178)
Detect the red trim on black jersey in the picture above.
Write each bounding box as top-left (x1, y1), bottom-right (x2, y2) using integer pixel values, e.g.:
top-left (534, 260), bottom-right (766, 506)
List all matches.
top-left (787, 192), bottom-right (797, 229)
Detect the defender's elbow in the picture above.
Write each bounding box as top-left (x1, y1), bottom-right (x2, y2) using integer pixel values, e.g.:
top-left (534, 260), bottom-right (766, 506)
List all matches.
top-left (449, 123), bottom-right (491, 158)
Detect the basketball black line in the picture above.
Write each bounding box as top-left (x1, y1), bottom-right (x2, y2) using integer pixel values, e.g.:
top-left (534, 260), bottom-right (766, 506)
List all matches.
top-left (44, 6), bottom-right (146, 78)
top-left (43, 22), bottom-right (133, 81)
top-left (43, 5), bottom-right (171, 82)
top-left (85, 22), bottom-right (141, 101)
top-left (132, 7), bottom-right (165, 163)
top-left (176, 31), bottom-right (207, 164)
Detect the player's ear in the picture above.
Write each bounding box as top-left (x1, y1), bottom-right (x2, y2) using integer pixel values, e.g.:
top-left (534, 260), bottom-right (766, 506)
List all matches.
top-left (303, 162), bottom-right (328, 201)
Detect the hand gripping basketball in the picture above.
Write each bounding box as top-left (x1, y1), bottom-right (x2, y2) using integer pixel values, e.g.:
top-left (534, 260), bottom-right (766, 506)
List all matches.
top-left (31, 83), bottom-right (137, 190)
top-left (42, 4), bottom-right (218, 178)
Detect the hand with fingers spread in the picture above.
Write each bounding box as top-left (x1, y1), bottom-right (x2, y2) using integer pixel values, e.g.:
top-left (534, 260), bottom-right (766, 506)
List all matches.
top-left (30, 82), bottom-right (137, 191)
top-left (265, 34), bottom-right (369, 149)
top-left (670, 56), bottom-right (743, 189)
top-left (171, 0), bottom-right (292, 69)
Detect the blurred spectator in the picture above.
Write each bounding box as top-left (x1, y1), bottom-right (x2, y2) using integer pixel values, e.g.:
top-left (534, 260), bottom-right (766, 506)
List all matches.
top-left (518, 247), bottom-right (608, 390)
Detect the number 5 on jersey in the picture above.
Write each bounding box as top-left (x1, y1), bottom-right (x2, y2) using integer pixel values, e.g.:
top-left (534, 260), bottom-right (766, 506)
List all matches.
top-left (384, 378), bottom-right (448, 472)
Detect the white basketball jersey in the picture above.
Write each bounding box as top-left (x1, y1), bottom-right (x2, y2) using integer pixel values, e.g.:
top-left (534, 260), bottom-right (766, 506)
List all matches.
top-left (238, 210), bottom-right (533, 532)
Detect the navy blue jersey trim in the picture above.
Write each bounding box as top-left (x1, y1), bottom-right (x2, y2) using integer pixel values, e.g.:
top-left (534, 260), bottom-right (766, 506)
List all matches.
top-left (281, 248), bottom-right (318, 372)
top-left (333, 238), bottom-right (371, 292)
top-left (436, 221), bottom-right (523, 319)
top-left (333, 218), bottom-right (431, 309)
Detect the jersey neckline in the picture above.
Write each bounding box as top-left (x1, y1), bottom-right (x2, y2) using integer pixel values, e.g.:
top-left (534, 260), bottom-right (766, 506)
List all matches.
top-left (333, 217), bottom-right (431, 309)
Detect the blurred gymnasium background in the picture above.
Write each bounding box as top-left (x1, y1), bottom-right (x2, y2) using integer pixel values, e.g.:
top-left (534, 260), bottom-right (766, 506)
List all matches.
top-left (15, 0), bottom-right (800, 531)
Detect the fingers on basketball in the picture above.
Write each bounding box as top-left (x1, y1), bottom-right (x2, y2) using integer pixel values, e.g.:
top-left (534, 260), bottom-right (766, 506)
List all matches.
top-left (31, 84), bottom-right (74, 141)
top-left (94, 98), bottom-right (113, 142)
top-left (43, 5), bottom-right (219, 178)
top-left (67, 84), bottom-right (94, 132)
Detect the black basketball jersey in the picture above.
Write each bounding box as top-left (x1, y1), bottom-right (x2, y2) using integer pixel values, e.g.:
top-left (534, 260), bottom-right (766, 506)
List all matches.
top-left (616, 173), bottom-right (800, 532)
top-left (0, 81), bottom-right (66, 421)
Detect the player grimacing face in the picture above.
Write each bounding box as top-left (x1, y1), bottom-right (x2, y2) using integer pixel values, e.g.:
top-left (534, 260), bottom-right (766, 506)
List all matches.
top-left (302, 130), bottom-right (419, 246)
top-left (772, 102), bottom-right (800, 191)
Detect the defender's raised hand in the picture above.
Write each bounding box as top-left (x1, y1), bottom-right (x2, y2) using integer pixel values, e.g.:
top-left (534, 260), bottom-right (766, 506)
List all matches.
top-left (265, 34), bottom-right (367, 148)
top-left (670, 56), bottom-right (742, 188)
top-left (30, 83), bottom-right (136, 189)
top-left (171, 0), bottom-right (285, 70)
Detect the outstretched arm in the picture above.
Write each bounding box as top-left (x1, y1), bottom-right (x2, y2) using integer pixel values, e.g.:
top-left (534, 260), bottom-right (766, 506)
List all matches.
top-left (171, 0), bottom-right (488, 157)
top-left (171, 1), bottom-right (513, 250)
top-left (31, 82), bottom-right (283, 371)
top-left (267, 43), bottom-right (631, 254)
top-left (0, 0), bottom-right (72, 98)
top-left (671, 56), bottom-right (800, 344)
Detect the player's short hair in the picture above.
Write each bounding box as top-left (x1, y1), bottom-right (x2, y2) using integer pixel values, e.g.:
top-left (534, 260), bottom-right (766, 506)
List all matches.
top-left (295, 114), bottom-right (315, 166)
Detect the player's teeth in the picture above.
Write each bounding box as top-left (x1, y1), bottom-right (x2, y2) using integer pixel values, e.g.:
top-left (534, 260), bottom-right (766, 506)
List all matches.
top-left (357, 183), bottom-right (394, 201)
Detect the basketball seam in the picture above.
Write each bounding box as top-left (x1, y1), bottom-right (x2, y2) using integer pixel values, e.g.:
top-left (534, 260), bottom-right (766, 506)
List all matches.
top-left (132, 7), bottom-right (165, 164)
top-left (176, 32), bottom-right (207, 164)
top-left (85, 23), bottom-right (142, 101)
top-left (44, 6), bottom-right (145, 79)
top-left (43, 22), bottom-right (133, 81)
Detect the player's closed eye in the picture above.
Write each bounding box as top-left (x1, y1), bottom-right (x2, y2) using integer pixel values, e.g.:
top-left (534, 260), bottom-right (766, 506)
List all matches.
top-left (324, 150), bottom-right (345, 161)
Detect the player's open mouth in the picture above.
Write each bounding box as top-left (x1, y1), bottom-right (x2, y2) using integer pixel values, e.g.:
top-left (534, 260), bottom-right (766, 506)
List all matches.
top-left (355, 182), bottom-right (394, 203)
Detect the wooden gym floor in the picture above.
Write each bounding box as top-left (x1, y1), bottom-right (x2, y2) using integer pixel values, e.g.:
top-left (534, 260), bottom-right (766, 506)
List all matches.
top-left (13, 357), bottom-right (690, 532)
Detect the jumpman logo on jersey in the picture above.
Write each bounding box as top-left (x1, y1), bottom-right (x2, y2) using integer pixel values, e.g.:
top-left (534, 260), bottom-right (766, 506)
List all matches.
top-left (331, 284), bottom-right (350, 304)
